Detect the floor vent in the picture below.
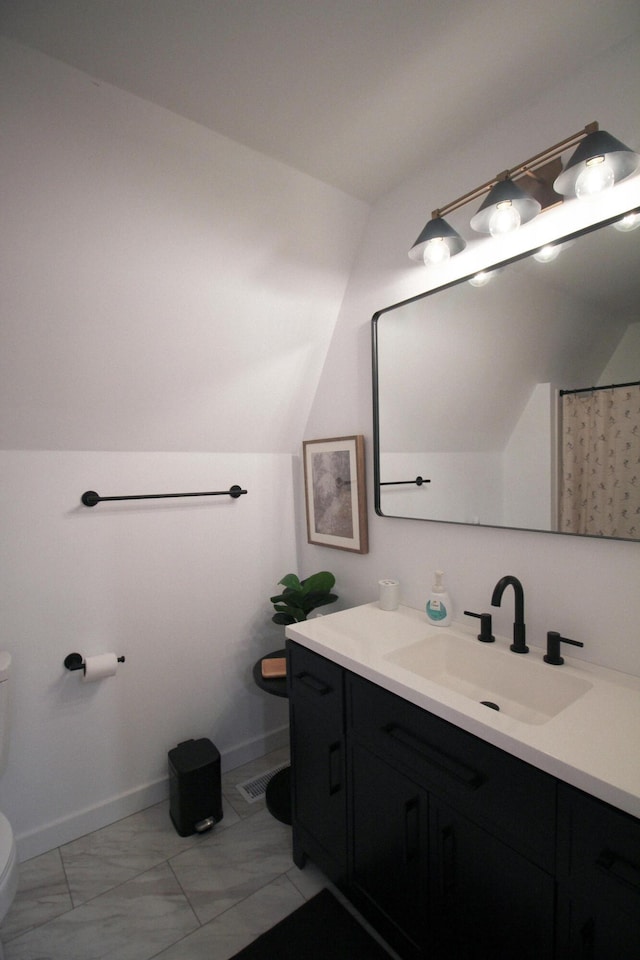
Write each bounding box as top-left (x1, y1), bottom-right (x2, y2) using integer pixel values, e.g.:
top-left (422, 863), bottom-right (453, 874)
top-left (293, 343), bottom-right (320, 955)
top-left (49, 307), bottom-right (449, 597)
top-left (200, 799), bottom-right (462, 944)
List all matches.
top-left (236, 763), bottom-right (289, 803)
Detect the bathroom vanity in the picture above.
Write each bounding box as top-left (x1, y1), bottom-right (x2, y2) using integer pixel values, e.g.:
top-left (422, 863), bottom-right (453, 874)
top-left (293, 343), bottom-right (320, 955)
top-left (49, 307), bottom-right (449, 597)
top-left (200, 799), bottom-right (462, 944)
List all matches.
top-left (286, 604), bottom-right (640, 959)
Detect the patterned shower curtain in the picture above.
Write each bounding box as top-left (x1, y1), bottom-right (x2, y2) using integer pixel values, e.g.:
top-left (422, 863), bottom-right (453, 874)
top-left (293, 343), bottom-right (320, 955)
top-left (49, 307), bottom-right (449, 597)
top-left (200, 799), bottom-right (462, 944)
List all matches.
top-left (559, 384), bottom-right (640, 538)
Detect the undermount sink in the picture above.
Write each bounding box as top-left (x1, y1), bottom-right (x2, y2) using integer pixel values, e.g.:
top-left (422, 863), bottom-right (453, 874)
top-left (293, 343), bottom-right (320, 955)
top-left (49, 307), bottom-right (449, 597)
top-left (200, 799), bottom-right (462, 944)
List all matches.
top-left (385, 630), bottom-right (593, 725)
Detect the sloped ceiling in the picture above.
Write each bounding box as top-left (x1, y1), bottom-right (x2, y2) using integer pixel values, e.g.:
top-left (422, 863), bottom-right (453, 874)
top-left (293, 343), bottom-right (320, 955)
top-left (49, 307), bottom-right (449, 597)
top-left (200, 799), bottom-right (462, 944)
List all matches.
top-left (2, 0), bottom-right (640, 203)
top-left (0, 37), bottom-right (368, 452)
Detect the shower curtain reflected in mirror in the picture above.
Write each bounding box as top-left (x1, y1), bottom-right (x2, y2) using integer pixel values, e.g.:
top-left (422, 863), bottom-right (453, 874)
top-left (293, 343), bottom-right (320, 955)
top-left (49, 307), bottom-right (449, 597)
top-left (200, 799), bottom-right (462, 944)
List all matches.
top-left (560, 384), bottom-right (640, 538)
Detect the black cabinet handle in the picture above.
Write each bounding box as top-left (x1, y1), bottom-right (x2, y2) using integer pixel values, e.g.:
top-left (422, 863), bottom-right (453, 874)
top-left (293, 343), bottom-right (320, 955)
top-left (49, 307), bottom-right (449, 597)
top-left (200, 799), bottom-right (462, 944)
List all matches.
top-left (295, 671), bottom-right (332, 696)
top-left (596, 848), bottom-right (640, 891)
top-left (384, 724), bottom-right (484, 789)
top-left (403, 797), bottom-right (420, 864)
top-left (441, 823), bottom-right (457, 897)
top-left (328, 741), bottom-right (342, 796)
top-left (579, 917), bottom-right (595, 960)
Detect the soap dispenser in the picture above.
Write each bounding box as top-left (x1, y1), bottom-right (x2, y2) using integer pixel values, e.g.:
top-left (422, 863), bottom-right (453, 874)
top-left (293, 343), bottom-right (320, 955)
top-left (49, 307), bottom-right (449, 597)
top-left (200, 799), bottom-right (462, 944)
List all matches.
top-left (426, 571), bottom-right (452, 626)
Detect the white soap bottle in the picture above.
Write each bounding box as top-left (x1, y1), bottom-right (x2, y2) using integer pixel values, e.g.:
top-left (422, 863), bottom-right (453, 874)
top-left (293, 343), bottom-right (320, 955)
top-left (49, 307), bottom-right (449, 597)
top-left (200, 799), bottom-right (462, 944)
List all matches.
top-left (426, 571), bottom-right (452, 626)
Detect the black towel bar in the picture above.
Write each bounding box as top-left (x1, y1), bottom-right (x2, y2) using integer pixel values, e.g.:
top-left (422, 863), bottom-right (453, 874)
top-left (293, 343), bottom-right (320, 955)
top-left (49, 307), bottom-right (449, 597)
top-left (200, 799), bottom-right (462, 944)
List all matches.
top-left (380, 476), bottom-right (431, 487)
top-left (81, 485), bottom-right (247, 507)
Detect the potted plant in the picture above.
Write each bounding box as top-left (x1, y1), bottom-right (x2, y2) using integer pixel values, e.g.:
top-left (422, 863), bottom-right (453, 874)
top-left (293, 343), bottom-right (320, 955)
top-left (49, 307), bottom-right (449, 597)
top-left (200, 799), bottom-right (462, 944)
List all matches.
top-left (270, 571), bottom-right (338, 625)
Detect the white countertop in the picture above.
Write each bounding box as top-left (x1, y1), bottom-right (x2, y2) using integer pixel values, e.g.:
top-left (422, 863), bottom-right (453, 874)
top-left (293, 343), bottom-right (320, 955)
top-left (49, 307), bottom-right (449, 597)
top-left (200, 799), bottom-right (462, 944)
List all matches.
top-left (286, 602), bottom-right (640, 819)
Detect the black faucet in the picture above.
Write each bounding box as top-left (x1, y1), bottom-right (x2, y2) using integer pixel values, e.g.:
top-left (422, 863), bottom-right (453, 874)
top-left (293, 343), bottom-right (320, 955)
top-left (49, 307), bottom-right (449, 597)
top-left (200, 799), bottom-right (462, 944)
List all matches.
top-left (491, 575), bottom-right (528, 653)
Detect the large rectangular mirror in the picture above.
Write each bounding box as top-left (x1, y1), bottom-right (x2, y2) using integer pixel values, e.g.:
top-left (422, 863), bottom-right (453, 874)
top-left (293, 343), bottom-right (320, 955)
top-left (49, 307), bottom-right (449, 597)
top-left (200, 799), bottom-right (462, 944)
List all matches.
top-left (373, 209), bottom-right (640, 540)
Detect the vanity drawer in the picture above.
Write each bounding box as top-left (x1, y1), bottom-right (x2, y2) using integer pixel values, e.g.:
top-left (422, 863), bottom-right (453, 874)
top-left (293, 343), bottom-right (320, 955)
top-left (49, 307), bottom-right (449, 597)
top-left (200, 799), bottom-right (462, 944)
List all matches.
top-left (287, 641), bottom-right (344, 706)
top-left (347, 672), bottom-right (556, 871)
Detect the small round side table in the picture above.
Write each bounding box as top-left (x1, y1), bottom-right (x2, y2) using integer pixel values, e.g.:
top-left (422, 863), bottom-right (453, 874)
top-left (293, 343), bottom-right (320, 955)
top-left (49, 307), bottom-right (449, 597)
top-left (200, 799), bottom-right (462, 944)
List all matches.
top-left (252, 649), bottom-right (291, 825)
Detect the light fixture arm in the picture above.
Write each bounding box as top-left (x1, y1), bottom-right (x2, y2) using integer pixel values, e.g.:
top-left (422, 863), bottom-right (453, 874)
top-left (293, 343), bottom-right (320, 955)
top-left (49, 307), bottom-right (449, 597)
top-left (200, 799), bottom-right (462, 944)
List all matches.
top-left (432, 122), bottom-right (599, 221)
top-left (411, 120), bottom-right (639, 264)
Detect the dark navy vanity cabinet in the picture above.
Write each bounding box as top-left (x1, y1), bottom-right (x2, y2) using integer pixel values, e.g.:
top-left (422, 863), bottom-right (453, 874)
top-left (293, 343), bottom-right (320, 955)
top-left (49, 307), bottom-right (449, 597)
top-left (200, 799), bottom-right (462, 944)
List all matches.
top-left (287, 639), bottom-right (640, 959)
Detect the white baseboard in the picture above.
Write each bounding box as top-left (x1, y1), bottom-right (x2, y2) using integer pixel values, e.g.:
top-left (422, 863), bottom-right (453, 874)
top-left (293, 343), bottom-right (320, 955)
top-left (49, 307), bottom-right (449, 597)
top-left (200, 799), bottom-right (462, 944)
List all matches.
top-left (15, 725), bottom-right (290, 862)
top-left (219, 724), bottom-right (289, 774)
top-left (16, 779), bottom-right (171, 862)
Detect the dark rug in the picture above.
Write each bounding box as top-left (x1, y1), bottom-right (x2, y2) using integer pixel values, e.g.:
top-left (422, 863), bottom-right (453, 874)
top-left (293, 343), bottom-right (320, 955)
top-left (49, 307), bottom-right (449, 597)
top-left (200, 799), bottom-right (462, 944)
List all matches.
top-left (229, 888), bottom-right (392, 960)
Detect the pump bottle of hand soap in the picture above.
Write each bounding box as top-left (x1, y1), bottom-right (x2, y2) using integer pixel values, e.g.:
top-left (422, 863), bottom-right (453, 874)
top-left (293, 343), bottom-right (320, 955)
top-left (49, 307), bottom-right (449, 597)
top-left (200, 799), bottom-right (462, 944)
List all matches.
top-left (426, 571), bottom-right (452, 626)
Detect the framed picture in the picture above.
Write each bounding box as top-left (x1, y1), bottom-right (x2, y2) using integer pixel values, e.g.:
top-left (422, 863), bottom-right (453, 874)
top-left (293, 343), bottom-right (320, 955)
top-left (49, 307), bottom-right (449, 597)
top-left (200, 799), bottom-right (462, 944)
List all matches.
top-left (303, 435), bottom-right (368, 554)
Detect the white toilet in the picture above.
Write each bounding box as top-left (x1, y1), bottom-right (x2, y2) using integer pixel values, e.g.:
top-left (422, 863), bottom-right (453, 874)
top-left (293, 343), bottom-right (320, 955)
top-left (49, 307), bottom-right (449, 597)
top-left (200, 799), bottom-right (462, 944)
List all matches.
top-left (0, 653), bottom-right (18, 959)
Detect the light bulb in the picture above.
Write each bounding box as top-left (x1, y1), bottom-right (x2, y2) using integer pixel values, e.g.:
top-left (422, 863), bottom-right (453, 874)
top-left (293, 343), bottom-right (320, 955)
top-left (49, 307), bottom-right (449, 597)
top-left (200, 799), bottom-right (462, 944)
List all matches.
top-left (488, 200), bottom-right (521, 237)
top-left (533, 244), bottom-right (561, 263)
top-left (423, 237), bottom-right (451, 265)
top-left (614, 211), bottom-right (640, 232)
top-left (574, 155), bottom-right (615, 199)
top-left (469, 271), bottom-right (491, 287)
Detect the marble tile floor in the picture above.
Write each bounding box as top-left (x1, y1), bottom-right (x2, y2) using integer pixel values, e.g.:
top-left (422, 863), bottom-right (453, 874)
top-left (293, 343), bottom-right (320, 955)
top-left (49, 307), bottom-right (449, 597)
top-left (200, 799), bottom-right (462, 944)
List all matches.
top-left (1, 748), bottom-right (399, 960)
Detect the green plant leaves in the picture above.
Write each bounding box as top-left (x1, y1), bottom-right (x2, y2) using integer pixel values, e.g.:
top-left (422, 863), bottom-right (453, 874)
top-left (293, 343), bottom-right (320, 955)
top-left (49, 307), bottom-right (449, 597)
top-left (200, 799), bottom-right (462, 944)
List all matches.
top-left (297, 571), bottom-right (335, 595)
top-left (270, 571), bottom-right (337, 624)
top-left (278, 573), bottom-right (302, 591)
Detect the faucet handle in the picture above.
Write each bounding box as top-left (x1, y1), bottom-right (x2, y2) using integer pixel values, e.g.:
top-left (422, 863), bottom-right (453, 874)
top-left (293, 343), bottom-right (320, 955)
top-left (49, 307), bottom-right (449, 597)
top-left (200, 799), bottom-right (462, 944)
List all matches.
top-left (464, 610), bottom-right (495, 643)
top-left (544, 630), bottom-right (584, 665)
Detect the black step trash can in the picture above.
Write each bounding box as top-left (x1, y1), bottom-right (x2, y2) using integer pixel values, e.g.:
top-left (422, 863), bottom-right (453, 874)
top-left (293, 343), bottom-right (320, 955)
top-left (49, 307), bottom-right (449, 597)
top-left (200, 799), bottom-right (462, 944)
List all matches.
top-left (168, 737), bottom-right (223, 836)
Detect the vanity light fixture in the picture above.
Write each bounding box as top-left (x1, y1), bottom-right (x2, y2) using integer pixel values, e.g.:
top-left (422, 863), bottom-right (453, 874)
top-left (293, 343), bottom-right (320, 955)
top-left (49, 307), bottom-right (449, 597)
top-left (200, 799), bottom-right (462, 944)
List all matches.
top-left (409, 122), bottom-right (640, 265)
top-left (408, 215), bottom-right (466, 264)
top-left (553, 127), bottom-right (640, 199)
top-left (469, 176), bottom-right (541, 236)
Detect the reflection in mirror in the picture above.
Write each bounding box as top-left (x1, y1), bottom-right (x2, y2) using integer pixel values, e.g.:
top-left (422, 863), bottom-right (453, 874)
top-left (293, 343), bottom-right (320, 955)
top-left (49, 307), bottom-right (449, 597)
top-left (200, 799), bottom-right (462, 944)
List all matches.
top-left (373, 210), bottom-right (640, 540)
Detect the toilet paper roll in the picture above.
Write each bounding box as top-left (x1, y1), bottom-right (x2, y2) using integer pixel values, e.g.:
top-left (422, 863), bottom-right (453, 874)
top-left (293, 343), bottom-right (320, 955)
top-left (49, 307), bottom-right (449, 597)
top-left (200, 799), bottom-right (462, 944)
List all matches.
top-left (82, 653), bottom-right (119, 683)
top-left (378, 579), bottom-right (400, 611)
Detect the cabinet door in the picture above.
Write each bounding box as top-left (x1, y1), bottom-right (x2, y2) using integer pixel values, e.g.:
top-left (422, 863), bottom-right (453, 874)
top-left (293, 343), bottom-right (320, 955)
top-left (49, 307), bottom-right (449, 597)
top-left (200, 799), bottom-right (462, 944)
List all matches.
top-left (430, 798), bottom-right (555, 960)
top-left (287, 641), bottom-right (347, 883)
top-left (557, 785), bottom-right (640, 958)
top-left (350, 742), bottom-right (428, 959)
top-left (556, 893), bottom-right (640, 959)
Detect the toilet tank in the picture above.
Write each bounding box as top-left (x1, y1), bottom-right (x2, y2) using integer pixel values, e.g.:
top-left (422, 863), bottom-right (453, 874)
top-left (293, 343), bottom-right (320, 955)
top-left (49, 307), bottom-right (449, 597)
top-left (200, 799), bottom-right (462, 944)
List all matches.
top-left (0, 652), bottom-right (11, 775)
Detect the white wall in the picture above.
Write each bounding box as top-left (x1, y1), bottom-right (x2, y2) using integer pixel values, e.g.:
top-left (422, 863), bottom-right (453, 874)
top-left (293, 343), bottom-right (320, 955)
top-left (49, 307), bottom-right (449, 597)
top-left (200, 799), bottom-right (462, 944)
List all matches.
top-left (599, 321), bottom-right (640, 384)
top-left (502, 384), bottom-right (556, 530)
top-left (0, 40), bottom-right (368, 859)
top-left (300, 33), bottom-right (640, 678)
top-left (1, 451), bottom-right (297, 859)
top-left (380, 452), bottom-right (502, 524)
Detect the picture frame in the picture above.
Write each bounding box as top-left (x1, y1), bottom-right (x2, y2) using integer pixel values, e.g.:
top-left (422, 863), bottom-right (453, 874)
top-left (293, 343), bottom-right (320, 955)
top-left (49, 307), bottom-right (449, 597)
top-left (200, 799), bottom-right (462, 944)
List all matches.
top-left (302, 435), bottom-right (369, 554)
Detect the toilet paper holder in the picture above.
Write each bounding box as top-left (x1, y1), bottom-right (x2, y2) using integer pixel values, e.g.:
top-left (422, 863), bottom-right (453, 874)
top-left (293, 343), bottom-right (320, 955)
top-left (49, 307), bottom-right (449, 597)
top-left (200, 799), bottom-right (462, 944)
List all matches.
top-left (64, 652), bottom-right (125, 672)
